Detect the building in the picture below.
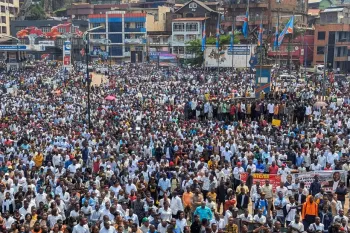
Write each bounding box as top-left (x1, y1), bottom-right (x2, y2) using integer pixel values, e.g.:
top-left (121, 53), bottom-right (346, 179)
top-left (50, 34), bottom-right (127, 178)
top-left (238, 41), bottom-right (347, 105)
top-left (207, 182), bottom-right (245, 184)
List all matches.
top-left (10, 19), bottom-right (88, 60)
top-left (88, 11), bottom-right (147, 62)
top-left (0, 0), bottom-right (19, 35)
top-left (147, 6), bottom-right (172, 52)
top-left (313, 6), bottom-right (350, 72)
top-left (223, 0), bottom-right (308, 43)
top-left (308, 0), bottom-right (333, 10)
top-left (170, 0), bottom-right (220, 59)
top-left (267, 31), bottom-right (314, 68)
top-left (68, 0), bottom-right (174, 20)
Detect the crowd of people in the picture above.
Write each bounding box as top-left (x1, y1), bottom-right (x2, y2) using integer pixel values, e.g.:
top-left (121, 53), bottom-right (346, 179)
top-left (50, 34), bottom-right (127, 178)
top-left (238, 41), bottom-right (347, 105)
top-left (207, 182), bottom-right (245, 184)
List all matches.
top-left (0, 61), bottom-right (348, 233)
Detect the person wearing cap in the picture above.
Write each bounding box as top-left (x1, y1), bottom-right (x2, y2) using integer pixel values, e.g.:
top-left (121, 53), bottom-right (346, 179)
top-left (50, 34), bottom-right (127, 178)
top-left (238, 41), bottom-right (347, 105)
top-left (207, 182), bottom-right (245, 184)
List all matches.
top-left (140, 217), bottom-right (150, 233)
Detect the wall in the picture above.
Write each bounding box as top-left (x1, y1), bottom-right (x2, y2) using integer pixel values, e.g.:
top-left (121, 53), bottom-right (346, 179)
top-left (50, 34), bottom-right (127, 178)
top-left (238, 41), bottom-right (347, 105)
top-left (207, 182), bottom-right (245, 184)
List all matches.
top-left (146, 6), bottom-right (171, 31)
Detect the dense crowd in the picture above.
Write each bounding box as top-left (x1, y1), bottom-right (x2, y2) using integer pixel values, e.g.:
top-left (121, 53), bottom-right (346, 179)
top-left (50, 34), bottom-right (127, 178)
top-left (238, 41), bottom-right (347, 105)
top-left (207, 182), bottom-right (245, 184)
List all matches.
top-left (0, 61), bottom-right (348, 233)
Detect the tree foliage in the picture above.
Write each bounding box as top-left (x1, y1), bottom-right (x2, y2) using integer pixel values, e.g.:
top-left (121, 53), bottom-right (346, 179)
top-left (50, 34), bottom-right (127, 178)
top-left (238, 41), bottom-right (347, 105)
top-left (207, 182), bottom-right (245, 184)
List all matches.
top-left (185, 33), bottom-right (240, 65)
top-left (27, 4), bottom-right (47, 20)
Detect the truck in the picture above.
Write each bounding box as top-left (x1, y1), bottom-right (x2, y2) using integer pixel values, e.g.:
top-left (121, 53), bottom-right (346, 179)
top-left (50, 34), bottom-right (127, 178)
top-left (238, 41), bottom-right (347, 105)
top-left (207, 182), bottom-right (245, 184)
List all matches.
top-left (301, 65), bottom-right (324, 74)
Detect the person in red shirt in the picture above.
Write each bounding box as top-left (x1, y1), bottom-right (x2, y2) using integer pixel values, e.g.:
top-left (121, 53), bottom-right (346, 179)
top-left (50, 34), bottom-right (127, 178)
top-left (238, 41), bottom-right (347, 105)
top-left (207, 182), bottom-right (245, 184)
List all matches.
top-left (269, 161), bottom-right (279, 174)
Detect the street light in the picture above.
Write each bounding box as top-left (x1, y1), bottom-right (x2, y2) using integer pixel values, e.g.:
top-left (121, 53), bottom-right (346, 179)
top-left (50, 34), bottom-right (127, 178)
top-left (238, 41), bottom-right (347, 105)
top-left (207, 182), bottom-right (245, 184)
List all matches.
top-left (83, 25), bottom-right (104, 130)
top-left (0, 35), bottom-right (20, 69)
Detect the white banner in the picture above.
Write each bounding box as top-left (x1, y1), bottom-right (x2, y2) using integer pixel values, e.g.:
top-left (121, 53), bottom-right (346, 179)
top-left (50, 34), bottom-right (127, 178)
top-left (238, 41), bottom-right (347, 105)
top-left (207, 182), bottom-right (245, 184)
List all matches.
top-left (204, 44), bottom-right (257, 68)
top-left (293, 170), bottom-right (347, 192)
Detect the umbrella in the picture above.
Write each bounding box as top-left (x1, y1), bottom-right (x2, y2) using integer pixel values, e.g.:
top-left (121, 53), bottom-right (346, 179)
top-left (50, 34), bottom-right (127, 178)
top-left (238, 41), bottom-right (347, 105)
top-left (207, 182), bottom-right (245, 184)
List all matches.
top-left (105, 95), bottom-right (116, 101)
top-left (313, 101), bottom-right (328, 107)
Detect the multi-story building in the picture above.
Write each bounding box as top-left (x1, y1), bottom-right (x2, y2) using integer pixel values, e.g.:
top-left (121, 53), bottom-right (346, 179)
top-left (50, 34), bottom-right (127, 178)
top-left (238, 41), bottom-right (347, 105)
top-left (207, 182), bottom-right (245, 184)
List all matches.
top-left (171, 17), bottom-right (205, 59)
top-left (0, 0), bottom-right (19, 35)
top-left (223, 0), bottom-right (308, 42)
top-left (313, 6), bottom-right (350, 72)
top-left (88, 11), bottom-right (147, 62)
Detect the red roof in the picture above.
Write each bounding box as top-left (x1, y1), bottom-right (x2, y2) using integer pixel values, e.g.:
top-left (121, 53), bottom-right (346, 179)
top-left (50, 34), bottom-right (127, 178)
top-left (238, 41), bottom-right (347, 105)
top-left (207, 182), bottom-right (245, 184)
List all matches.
top-left (173, 17), bottom-right (208, 21)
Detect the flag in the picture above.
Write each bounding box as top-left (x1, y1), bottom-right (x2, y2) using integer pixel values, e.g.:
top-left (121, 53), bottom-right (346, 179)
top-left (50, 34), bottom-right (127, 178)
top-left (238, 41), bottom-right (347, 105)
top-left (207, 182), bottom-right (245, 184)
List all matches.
top-left (216, 16), bottom-right (220, 49)
top-left (258, 23), bottom-right (263, 47)
top-left (278, 16), bottom-right (294, 47)
top-left (202, 21), bottom-right (206, 52)
top-left (274, 23), bottom-right (279, 50)
top-left (242, 5), bottom-right (249, 38)
top-left (230, 23), bottom-right (234, 51)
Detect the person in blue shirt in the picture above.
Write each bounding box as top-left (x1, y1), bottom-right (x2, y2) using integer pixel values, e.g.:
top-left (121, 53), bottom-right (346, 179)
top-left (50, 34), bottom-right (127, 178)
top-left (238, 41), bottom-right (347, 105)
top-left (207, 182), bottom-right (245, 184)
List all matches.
top-left (255, 192), bottom-right (268, 216)
top-left (256, 160), bottom-right (265, 173)
top-left (296, 153), bottom-right (304, 167)
top-left (194, 201), bottom-right (213, 221)
top-left (274, 191), bottom-right (288, 226)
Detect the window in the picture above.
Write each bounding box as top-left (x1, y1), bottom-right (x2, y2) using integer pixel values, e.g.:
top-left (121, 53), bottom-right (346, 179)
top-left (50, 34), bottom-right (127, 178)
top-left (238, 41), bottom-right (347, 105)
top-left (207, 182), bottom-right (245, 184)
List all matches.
top-left (317, 46), bottom-right (324, 54)
top-left (186, 23), bottom-right (198, 32)
top-left (92, 34), bottom-right (101, 39)
top-left (136, 22), bottom-right (144, 28)
top-left (187, 35), bottom-right (196, 41)
top-left (318, 31), bottom-right (325, 40)
top-left (1, 26), bottom-right (6, 34)
top-left (175, 35), bottom-right (184, 42)
top-left (125, 22), bottom-right (130, 28)
top-left (152, 37), bottom-right (160, 43)
top-left (125, 46), bottom-right (130, 52)
top-left (1, 16), bottom-right (5, 24)
top-left (135, 46), bottom-right (143, 51)
top-left (92, 23), bottom-right (100, 28)
top-left (173, 23), bottom-right (184, 32)
top-left (189, 2), bottom-right (197, 8)
top-left (58, 27), bottom-right (65, 33)
top-left (125, 34), bottom-right (131, 39)
top-left (41, 27), bottom-right (50, 33)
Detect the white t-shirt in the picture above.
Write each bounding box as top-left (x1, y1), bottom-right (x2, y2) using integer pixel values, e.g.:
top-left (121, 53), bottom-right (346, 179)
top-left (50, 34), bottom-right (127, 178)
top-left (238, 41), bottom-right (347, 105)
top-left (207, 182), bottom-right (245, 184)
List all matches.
top-left (288, 221), bottom-right (304, 233)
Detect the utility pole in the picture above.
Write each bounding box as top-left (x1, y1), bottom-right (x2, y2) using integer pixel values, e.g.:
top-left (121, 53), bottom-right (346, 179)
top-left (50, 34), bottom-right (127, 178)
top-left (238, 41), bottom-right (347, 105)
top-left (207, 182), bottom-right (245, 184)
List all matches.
top-left (323, 45), bottom-right (327, 97)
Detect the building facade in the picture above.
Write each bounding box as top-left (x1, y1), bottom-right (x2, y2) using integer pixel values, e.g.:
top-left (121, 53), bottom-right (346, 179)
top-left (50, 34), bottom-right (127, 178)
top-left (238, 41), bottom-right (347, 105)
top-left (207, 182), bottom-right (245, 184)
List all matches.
top-left (0, 0), bottom-right (19, 35)
top-left (313, 6), bottom-right (350, 72)
top-left (171, 17), bottom-right (204, 59)
top-left (88, 11), bottom-right (147, 62)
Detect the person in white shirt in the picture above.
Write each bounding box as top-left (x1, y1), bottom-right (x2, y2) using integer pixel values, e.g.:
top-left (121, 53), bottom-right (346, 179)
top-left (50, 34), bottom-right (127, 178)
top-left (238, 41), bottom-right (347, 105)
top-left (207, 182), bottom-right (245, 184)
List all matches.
top-left (308, 217), bottom-right (324, 232)
top-left (176, 211), bottom-right (187, 232)
top-left (210, 212), bottom-right (225, 229)
top-left (288, 215), bottom-right (304, 233)
top-left (100, 220), bottom-right (117, 233)
top-left (253, 209), bottom-right (266, 225)
top-left (285, 196), bottom-right (297, 226)
top-left (170, 191), bottom-right (184, 216)
top-left (233, 162), bottom-right (245, 189)
top-left (125, 179), bottom-right (137, 195)
top-left (238, 209), bottom-right (253, 224)
top-left (310, 160), bottom-right (322, 171)
top-left (72, 217), bottom-right (89, 233)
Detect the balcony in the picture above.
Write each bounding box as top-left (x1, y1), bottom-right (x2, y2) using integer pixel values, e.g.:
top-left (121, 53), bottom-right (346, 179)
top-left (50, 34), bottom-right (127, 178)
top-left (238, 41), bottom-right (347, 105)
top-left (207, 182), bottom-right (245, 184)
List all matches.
top-left (125, 38), bottom-right (144, 44)
top-left (149, 42), bottom-right (170, 46)
top-left (125, 28), bottom-right (146, 33)
top-left (124, 52), bottom-right (131, 57)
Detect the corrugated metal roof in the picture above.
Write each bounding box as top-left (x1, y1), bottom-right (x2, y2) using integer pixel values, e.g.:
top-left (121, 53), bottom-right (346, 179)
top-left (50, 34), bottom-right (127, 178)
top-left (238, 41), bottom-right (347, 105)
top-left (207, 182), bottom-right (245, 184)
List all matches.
top-left (323, 7), bottom-right (344, 12)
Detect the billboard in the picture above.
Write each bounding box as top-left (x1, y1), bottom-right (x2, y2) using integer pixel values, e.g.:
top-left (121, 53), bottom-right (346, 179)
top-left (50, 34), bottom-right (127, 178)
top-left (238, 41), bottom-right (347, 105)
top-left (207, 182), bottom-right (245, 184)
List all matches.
top-left (204, 44), bottom-right (257, 68)
top-left (63, 41), bottom-right (71, 70)
top-left (149, 52), bottom-right (178, 67)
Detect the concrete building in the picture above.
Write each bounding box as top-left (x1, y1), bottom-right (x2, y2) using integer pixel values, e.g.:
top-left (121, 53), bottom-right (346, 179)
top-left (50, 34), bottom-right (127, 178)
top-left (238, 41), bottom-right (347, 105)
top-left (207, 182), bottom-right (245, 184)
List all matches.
top-left (88, 11), bottom-right (147, 62)
top-left (171, 17), bottom-right (205, 59)
top-left (0, 0), bottom-right (19, 35)
top-left (223, 0), bottom-right (308, 42)
top-left (313, 6), bottom-right (350, 72)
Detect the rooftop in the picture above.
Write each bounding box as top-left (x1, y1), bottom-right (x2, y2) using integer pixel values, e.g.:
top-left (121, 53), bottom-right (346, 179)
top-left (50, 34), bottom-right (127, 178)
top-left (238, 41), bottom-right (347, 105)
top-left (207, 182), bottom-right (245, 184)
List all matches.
top-left (173, 17), bottom-right (208, 21)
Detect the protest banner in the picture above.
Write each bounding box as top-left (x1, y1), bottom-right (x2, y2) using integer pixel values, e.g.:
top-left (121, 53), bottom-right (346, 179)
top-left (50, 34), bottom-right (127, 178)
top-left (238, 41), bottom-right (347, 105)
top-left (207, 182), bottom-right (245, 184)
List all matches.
top-left (292, 170), bottom-right (347, 192)
top-left (240, 173), bottom-right (281, 191)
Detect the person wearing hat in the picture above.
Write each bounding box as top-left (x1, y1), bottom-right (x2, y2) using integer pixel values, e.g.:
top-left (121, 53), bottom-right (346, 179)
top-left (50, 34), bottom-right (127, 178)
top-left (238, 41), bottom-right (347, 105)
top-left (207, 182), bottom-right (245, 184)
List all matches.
top-left (140, 217), bottom-right (150, 233)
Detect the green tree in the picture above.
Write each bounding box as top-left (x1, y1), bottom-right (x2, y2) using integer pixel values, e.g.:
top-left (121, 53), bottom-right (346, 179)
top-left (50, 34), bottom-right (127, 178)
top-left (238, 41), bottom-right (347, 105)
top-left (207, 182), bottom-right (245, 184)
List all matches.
top-left (27, 4), bottom-right (47, 20)
top-left (185, 33), bottom-right (240, 65)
